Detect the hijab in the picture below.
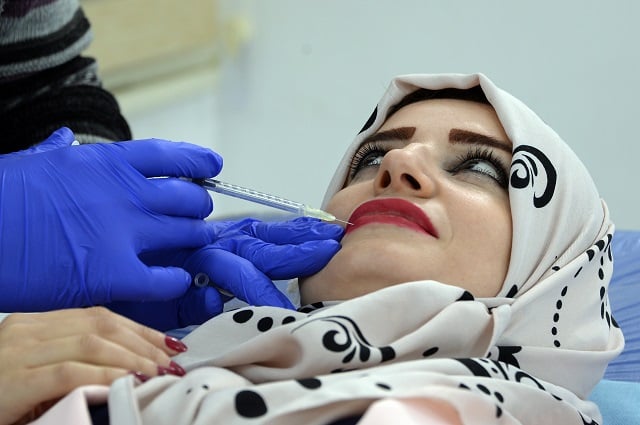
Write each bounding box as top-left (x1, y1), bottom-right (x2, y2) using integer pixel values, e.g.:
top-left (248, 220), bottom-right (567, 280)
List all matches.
top-left (107, 74), bottom-right (624, 425)
top-left (321, 73), bottom-right (624, 394)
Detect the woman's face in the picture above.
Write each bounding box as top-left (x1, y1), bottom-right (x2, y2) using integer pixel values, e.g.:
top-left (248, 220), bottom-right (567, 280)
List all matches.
top-left (299, 98), bottom-right (513, 304)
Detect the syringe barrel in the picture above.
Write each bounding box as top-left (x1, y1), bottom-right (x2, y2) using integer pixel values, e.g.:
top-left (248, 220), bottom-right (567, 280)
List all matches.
top-left (200, 179), bottom-right (304, 215)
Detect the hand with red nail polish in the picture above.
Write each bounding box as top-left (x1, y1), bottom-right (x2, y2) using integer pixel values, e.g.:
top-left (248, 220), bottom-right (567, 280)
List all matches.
top-left (0, 307), bottom-right (188, 425)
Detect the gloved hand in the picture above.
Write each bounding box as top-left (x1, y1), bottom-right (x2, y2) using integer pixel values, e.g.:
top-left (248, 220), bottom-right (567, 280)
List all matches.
top-left (0, 127), bottom-right (223, 311)
top-left (108, 217), bottom-right (344, 330)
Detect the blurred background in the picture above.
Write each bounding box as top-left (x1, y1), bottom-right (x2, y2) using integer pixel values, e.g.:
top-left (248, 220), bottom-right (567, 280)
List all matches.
top-left (82, 0), bottom-right (639, 229)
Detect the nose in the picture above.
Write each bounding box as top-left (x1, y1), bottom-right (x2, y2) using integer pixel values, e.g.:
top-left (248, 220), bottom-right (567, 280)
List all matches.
top-left (373, 146), bottom-right (436, 197)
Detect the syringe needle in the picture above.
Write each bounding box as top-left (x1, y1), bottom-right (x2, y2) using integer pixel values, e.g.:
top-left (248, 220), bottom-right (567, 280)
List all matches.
top-left (332, 218), bottom-right (353, 225)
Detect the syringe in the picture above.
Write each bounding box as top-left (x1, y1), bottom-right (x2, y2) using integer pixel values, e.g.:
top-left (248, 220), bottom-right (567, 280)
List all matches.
top-left (194, 178), bottom-right (351, 225)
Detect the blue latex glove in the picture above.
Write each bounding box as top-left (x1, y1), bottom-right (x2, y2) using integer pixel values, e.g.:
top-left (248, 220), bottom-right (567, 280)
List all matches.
top-left (0, 127), bottom-right (223, 311)
top-left (108, 217), bottom-right (343, 330)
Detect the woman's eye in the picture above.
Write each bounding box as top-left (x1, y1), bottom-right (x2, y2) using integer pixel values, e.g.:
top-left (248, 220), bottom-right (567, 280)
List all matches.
top-left (348, 143), bottom-right (389, 181)
top-left (464, 159), bottom-right (501, 179)
top-left (358, 152), bottom-right (384, 169)
top-left (451, 149), bottom-right (509, 189)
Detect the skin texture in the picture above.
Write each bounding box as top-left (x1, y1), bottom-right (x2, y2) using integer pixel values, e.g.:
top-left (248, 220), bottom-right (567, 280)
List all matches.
top-left (300, 99), bottom-right (513, 305)
top-left (0, 307), bottom-right (187, 425)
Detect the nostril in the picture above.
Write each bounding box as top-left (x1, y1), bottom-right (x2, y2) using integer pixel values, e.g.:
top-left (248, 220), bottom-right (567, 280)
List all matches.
top-left (379, 170), bottom-right (391, 188)
top-left (402, 173), bottom-right (421, 190)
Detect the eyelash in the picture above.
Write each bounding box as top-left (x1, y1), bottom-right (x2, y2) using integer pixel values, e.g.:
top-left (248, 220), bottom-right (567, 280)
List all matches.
top-left (348, 141), bottom-right (388, 180)
top-left (347, 142), bottom-right (510, 189)
top-left (449, 147), bottom-right (509, 189)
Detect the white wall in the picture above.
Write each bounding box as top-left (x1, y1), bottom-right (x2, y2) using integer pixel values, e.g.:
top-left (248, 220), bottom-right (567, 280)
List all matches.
top-left (128, 0), bottom-right (640, 229)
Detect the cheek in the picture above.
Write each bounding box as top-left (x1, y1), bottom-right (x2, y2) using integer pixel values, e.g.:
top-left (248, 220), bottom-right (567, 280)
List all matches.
top-left (454, 195), bottom-right (512, 257)
top-left (324, 183), bottom-right (371, 220)
top-left (447, 198), bottom-right (511, 297)
top-left (482, 209), bottom-right (512, 269)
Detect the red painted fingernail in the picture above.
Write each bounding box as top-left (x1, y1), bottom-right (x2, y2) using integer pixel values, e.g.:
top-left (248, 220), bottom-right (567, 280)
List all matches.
top-left (169, 361), bottom-right (186, 376)
top-left (165, 336), bottom-right (188, 353)
top-left (158, 362), bottom-right (186, 377)
top-left (129, 371), bottom-right (151, 383)
top-left (157, 365), bottom-right (172, 376)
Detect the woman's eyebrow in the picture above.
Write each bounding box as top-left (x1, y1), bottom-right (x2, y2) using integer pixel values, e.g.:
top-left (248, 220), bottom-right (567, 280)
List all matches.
top-left (361, 127), bottom-right (416, 145)
top-left (449, 129), bottom-right (512, 154)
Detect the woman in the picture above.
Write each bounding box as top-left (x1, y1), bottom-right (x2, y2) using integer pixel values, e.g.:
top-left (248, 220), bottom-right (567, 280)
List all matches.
top-left (27, 73), bottom-right (625, 424)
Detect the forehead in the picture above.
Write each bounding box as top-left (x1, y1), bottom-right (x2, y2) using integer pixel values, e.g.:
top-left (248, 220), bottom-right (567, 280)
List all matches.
top-left (379, 99), bottom-right (510, 143)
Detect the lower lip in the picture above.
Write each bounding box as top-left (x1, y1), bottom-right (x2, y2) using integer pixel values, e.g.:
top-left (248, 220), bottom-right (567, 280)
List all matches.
top-left (345, 214), bottom-right (429, 235)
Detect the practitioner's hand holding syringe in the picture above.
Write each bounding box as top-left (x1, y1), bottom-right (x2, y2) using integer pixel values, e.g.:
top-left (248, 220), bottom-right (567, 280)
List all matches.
top-left (110, 181), bottom-right (347, 331)
top-left (0, 127), bottom-right (343, 331)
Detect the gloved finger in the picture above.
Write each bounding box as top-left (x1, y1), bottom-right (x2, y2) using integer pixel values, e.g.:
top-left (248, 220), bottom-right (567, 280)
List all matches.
top-left (215, 237), bottom-right (341, 278)
top-left (139, 217), bottom-right (216, 253)
top-left (107, 286), bottom-right (224, 331)
top-left (143, 178), bottom-right (213, 219)
top-left (177, 286), bottom-right (225, 327)
top-left (113, 139), bottom-right (223, 179)
top-left (2, 127), bottom-right (75, 159)
top-left (30, 127), bottom-right (76, 153)
top-left (108, 263), bottom-right (191, 303)
top-left (139, 248), bottom-right (192, 268)
top-left (104, 300), bottom-right (180, 331)
top-left (209, 218), bottom-right (257, 239)
top-left (185, 247), bottom-right (295, 309)
top-left (233, 217), bottom-right (344, 244)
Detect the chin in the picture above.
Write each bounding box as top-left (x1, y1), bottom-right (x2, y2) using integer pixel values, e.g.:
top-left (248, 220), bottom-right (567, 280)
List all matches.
top-left (298, 244), bottom-right (428, 305)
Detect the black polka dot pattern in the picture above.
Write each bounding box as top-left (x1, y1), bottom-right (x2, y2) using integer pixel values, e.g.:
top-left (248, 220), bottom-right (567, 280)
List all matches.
top-left (298, 302), bottom-right (326, 313)
top-left (257, 317), bottom-right (273, 332)
top-left (376, 382), bottom-right (391, 391)
top-left (590, 234), bottom-right (616, 329)
top-left (282, 316), bottom-right (296, 325)
top-left (233, 309), bottom-right (253, 323)
top-left (457, 379), bottom-right (506, 419)
top-left (235, 390), bottom-right (267, 418)
top-left (231, 308), bottom-right (298, 333)
top-left (422, 347), bottom-right (439, 357)
top-left (185, 386), bottom-right (209, 395)
top-left (551, 286), bottom-right (568, 348)
top-left (297, 378), bottom-right (322, 389)
top-left (505, 285), bottom-right (518, 298)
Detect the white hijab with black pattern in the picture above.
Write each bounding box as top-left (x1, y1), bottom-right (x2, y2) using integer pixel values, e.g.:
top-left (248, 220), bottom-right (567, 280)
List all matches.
top-left (323, 73), bottom-right (624, 389)
top-left (324, 70), bottom-right (623, 378)
top-left (107, 74), bottom-right (624, 425)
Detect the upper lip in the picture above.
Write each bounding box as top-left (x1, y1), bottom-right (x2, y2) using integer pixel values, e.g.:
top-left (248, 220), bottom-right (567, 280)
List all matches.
top-left (347, 198), bottom-right (438, 237)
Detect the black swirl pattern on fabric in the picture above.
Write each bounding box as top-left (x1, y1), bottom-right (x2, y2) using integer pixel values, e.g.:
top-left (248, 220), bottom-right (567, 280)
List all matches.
top-left (456, 362), bottom-right (600, 424)
top-left (292, 315), bottom-right (395, 366)
top-left (358, 106), bottom-right (378, 134)
top-left (454, 357), bottom-right (596, 421)
top-left (510, 145), bottom-right (557, 208)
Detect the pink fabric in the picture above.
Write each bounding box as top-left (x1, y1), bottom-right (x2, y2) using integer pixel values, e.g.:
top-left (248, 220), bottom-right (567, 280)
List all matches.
top-left (29, 385), bottom-right (109, 425)
top-left (358, 398), bottom-right (464, 425)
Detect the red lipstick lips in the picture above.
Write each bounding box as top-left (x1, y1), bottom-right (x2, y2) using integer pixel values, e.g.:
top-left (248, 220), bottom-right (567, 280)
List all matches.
top-left (345, 198), bottom-right (438, 237)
